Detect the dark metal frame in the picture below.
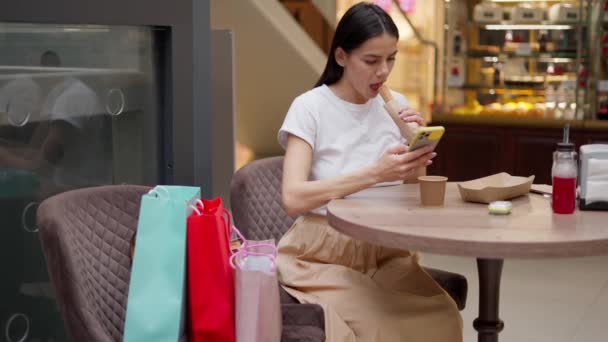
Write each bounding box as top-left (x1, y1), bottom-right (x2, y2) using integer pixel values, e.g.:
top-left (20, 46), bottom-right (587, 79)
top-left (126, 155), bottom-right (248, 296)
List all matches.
top-left (0, 0), bottom-right (213, 196)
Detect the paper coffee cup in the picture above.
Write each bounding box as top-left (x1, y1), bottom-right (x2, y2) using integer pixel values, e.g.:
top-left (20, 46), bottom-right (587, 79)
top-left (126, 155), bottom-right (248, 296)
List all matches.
top-left (418, 176), bottom-right (448, 207)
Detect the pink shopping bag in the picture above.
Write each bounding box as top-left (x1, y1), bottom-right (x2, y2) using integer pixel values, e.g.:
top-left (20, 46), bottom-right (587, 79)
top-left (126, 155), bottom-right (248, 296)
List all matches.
top-left (230, 227), bottom-right (282, 342)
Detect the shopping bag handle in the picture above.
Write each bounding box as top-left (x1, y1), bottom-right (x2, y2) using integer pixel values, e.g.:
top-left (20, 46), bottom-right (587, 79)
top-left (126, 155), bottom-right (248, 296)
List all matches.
top-left (188, 200), bottom-right (205, 215)
top-left (189, 205), bottom-right (201, 215)
top-left (187, 201), bottom-right (231, 250)
top-left (221, 208), bottom-right (232, 250)
top-left (229, 249), bottom-right (277, 272)
top-left (230, 225), bottom-right (278, 257)
top-left (148, 186), bottom-right (170, 199)
top-left (232, 225), bottom-right (246, 244)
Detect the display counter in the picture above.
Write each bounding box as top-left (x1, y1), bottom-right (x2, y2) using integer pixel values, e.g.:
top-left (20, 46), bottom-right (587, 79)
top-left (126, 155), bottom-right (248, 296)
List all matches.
top-left (428, 114), bottom-right (608, 184)
top-left (432, 113), bottom-right (608, 130)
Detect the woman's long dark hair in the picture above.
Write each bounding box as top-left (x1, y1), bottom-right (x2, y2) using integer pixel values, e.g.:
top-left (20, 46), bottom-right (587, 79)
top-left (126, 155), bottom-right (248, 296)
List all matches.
top-left (315, 2), bottom-right (399, 87)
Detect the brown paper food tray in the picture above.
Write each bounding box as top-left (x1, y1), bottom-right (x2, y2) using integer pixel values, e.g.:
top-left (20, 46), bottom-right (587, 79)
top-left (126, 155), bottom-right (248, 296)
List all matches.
top-left (457, 172), bottom-right (535, 204)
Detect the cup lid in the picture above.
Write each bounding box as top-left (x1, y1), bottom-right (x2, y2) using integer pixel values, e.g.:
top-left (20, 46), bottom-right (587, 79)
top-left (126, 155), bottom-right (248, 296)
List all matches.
top-left (418, 175), bottom-right (448, 182)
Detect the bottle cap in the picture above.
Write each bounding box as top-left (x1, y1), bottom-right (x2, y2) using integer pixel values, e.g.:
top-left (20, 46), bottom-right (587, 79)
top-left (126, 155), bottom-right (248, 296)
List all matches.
top-left (557, 142), bottom-right (575, 151)
top-left (558, 124), bottom-right (575, 151)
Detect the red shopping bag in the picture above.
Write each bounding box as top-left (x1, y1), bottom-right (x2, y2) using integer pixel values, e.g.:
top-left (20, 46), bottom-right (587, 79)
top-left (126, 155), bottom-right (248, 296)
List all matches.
top-left (186, 197), bottom-right (235, 342)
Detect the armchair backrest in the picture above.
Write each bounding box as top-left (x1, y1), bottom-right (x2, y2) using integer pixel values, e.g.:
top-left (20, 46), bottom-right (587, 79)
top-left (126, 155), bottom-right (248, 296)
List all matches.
top-left (37, 185), bottom-right (150, 342)
top-left (230, 156), bottom-right (296, 241)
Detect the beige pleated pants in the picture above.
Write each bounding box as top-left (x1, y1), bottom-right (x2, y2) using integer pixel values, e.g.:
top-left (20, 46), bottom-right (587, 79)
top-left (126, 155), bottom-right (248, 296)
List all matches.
top-left (277, 214), bottom-right (463, 342)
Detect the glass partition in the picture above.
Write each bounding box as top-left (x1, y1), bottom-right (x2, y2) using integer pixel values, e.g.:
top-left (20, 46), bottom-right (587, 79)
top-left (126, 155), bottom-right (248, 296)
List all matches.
top-left (0, 23), bottom-right (166, 341)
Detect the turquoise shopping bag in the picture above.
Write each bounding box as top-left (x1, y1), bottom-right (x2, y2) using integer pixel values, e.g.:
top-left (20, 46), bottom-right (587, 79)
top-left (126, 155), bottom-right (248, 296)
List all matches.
top-left (123, 185), bottom-right (200, 342)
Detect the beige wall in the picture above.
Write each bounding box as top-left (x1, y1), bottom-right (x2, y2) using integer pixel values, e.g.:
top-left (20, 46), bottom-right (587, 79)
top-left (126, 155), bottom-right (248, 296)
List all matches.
top-left (211, 0), bottom-right (326, 158)
top-left (312, 0), bottom-right (337, 27)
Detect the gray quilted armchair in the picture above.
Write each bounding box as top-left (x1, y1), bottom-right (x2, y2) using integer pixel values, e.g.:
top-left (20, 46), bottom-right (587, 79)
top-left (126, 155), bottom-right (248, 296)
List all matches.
top-left (36, 184), bottom-right (150, 342)
top-left (37, 183), bottom-right (327, 342)
top-left (230, 156), bottom-right (468, 341)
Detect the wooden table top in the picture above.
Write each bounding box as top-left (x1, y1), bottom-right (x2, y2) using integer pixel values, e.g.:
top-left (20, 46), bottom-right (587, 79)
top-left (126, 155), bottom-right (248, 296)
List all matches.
top-left (327, 183), bottom-right (608, 259)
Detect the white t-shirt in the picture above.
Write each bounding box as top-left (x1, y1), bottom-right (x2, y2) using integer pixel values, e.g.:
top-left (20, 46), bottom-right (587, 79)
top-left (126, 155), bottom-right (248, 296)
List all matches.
top-left (278, 84), bottom-right (410, 215)
top-left (41, 77), bottom-right (112, 187)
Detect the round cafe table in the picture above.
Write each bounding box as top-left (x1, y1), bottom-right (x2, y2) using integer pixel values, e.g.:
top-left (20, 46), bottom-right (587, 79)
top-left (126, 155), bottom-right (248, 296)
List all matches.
top-left (327, 183), bottom-right (608, 342)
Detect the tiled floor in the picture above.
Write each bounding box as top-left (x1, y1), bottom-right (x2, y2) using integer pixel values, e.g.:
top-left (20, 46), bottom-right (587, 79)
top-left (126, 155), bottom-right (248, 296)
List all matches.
top-left (420, 254), bottom-right (608, 342)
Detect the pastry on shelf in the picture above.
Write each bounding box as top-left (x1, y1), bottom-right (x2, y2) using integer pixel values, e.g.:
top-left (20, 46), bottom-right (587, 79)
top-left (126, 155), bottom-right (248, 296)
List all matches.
top-left (504, 75), bottom-right (545, 84)
top-left (492, 101), bottom-right (546, 117)
top-left (528, 103), bottom-right (546, 117)
top-left (452, 99), bottom-right (483, 116)
top-left (514, 102), bottom-right (534, 116)
top-left (480, 102), bottom-right (503, 116)
top-left (469, 45), bottom-right (501, 55)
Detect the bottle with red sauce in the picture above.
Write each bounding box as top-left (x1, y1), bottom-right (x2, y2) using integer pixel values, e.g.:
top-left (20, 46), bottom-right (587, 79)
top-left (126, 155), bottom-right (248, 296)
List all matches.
top-left (552, 125), bottom-right (577, 214)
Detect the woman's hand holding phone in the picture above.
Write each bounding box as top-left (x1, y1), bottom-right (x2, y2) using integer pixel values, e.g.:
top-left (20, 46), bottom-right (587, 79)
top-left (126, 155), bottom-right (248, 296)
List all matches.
top-left (372, 144), bottom-right (436, 183)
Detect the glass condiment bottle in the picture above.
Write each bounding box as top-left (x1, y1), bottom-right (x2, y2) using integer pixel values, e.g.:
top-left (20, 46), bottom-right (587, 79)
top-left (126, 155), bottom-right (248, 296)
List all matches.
top-left (552, 141), bottom-right (577, 214)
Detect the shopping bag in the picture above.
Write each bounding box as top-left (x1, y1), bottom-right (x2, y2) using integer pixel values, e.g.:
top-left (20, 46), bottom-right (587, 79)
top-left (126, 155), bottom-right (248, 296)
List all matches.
top-left (230, 227), bottom-right (282, 342)
top-left (124, 185), bottom-right (200, 342)
top-left (186, 197), bottom-right (235, 342)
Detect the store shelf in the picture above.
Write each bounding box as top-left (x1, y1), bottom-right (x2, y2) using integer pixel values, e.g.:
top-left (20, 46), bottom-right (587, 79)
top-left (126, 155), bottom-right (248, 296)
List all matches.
top-left (432, 113), bottom-right (608, 130)
top-left (431, 112), bottom-right (586, 129)
top-left (489, 0), bottom-right (569, 2)
top-left (450, 85), bottom-right (547, 95)
top-left (466, 51), bottom-right (580, 62)
top-left (468, 50), bottom-right (579, 58)
top-left (478, 22), bottom-right (581, 30)
top-left (507, 74), bottom-right (574, 83)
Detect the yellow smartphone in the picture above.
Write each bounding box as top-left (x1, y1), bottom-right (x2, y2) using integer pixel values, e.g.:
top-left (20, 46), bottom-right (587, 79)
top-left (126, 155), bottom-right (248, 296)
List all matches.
top-left (407, 126), bottom-right (445, 152)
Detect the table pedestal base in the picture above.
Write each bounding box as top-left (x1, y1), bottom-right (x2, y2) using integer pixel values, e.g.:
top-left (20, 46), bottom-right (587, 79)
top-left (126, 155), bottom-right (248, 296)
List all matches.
top-left (473, 258), bottom-right (504, 342)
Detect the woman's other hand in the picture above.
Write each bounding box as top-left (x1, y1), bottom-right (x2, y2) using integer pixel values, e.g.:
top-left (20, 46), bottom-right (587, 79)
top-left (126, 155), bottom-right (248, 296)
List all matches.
top-left (397, 108), bottom-right (425, 127)
top-left (373, 144), bottom-right (435, 183)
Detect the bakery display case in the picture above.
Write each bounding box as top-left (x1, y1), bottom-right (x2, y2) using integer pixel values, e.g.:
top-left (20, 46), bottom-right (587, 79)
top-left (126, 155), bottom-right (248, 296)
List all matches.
top-left (429, 0), bottom-right (608, 185)
top-left (442, 0), bottom-right (590, 120)
top-left (587, 0), bottom-right (608, 120)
